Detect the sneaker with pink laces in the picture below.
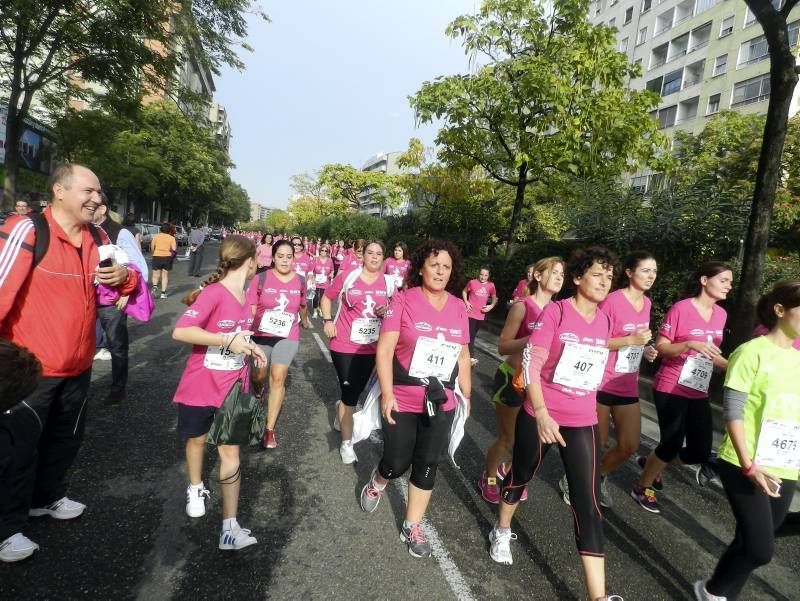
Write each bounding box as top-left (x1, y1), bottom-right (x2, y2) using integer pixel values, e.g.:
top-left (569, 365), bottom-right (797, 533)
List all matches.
top-left (359, 470), bottom-right (384, 513)
top-left (478, 471), bottom-right (501, 504)
top-left (400, 522), bottom-right (431, 558)
top-left (497, 463), bottom-right (528, 501)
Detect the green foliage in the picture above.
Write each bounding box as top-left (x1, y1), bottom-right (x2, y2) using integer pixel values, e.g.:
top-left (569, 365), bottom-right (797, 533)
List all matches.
top-left (55, 102), bottom-right (245, 223)
top-left (762, 252), bottom-right (800, 290)
top-left (410, 0), bottom-right (666, 246)
top-left (265, 209), bottom-right (296, 234)
top-left (317, 163), bottom-right (404, 212)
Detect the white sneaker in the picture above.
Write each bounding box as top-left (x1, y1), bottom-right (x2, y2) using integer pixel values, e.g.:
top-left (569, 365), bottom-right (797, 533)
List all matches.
top-left (340, 440), bottom-right (358, 464)
top-left (0, 533), bottom-right (39, 562)
top-left (186, 484), bottom-right (210, 518)
top-left (488, 527), bottom-right (517, 565)
top-left (29, 497), bottom-right (86, 520)
top-left (333, 400), bottom-right (341, 431)
top-left (219, 526), bottom-right (257, 551)
top-left (94, 348), bottom-right (111, 361)
top-left (694, 580), bottom-right (727, 601)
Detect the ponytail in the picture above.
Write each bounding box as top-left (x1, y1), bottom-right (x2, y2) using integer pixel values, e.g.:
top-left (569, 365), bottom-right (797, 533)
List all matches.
top-left (182, 235), bottom-right (256, 306)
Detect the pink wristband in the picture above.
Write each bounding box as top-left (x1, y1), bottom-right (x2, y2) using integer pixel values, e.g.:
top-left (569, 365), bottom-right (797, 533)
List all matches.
top-left (742, 462), bottom-right (757, 476)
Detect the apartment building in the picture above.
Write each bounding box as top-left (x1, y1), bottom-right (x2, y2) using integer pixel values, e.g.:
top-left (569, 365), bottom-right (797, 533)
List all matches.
top-left (358, 151), bottom-right (413, 217)
top-left (590, 0), bottom-right (800, 192)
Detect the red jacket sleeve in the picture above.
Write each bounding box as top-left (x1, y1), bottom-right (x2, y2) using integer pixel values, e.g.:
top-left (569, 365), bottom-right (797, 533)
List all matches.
top-left (0, 216), bottom-right (36, 324)
top-left (118, 268), bottom-right (139, 296)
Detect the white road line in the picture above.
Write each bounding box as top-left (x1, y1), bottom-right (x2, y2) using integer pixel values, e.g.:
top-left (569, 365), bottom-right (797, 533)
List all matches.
top-left (396, 479), bottom-right (476, 601)
top-left (312, 332), bottom-right (332, 363)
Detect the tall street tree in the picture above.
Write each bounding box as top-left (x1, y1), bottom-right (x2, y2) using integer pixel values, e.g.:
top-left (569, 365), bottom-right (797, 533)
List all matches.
top-left (0, 0), bottom-right (265, 208)
top-left (728, 0), bottom-right (800, 349)
top-left (410, 0), bottom-right (666, 254)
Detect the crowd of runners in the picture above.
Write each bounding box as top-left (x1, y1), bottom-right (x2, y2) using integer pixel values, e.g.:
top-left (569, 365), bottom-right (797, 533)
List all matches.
top-left (0, 164), bottom-right (798, 601)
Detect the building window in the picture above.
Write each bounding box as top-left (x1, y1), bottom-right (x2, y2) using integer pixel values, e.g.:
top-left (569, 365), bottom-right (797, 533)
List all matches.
top-left (609, 17), bottom-right (616, 27)
top-left (646, 76), bottom-right (663, 93)
top-left (713, 54), bottom-right (727, 76)
top-left (719, 15), bottom-right (734, 37)
top-left (696, 0), bottom-right (720, 14)
top-left (707, 93), bottom-right (721, 115)
top-left (642, 0), bottom-right (652, 13)
top-left (631, 175), bottom-right (648, 194)
top-left (789, 20), bottom-right (799, 47)
top-left (662, 69), bottom-right (683, 96)
top-left (731, 74), bottom-right (771, 106)
top-left (637, 26), bottom-right (648, 45)
top-left (738, 34), bottom-right (769, 66)
top-left (744, 7), bottom-right (757, 28)
top-left (620, 37), bottom-right (630, 52)
top-left (625, 7), bottom-right (634, 23)
top-left (658, 105), bottom-right (677, 128)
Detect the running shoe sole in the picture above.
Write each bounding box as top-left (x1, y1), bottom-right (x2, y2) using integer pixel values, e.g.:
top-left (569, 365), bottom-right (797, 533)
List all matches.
top-left (630, 490), bottom-right (661, 514)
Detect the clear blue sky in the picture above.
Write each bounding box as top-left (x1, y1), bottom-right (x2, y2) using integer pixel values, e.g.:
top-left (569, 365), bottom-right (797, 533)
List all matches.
top-left (214, 0), bottom-right (477, 209)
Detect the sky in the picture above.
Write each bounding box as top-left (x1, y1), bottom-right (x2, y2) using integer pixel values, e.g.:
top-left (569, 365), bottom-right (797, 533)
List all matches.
top-left (213, 0), bottom-right (478, 209)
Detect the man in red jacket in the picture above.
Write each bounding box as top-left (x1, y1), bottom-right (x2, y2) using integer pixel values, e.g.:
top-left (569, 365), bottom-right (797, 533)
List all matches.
top-left (0, 164), bottom-right (137, 562)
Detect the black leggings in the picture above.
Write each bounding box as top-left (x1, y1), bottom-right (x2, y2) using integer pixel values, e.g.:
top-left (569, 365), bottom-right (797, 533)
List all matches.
top-left (378, 409), bottom-right (454, 491)
top-left (330, 351), bottom-right (375, 406)
top-left (706, 460), bottom-right (796, 599)
top-left (653, 390), bottom-right (712, 464)
top-left (468, 318), bottom-right (482, 356)
top-left (501, 410), bottom-right (604, 556)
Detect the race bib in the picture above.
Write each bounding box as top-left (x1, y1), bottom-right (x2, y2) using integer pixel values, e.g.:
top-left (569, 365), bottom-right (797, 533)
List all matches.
top-left (258, 310), bottom-right (293, 337)
top-left (203, 345), bottom-right (244, 371)
top-left (350, 317), bottom-right (380, 344)
top-left (315, 273), bottom-right (328, 285)
top-left (678, 354), bottom-right (713, 393)
top-left (755, 419), bottom-right (800, 470)
top-left (615, 345), bottom-right (645, 374)
top-left (408, 336), bottom-right (461, 381)
top-left (552, 342), bottom-right (609, 390)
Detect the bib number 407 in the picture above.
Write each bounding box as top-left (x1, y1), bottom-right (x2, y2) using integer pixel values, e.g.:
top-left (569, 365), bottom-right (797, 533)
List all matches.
top-left (573, 360), bottom-right (593, 373)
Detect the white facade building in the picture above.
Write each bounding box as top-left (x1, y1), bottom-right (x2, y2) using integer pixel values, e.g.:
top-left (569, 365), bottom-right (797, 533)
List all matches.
top-left (358, 151), bottom-right (413, 217)
top-left (590, 0), bottom-right (800, 192)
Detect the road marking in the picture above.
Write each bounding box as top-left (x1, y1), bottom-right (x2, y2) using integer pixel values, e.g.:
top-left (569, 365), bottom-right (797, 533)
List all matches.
top-left (312, 332), bottom-right (332, 363)
top-left (396, 478), bottom-right (476, 601)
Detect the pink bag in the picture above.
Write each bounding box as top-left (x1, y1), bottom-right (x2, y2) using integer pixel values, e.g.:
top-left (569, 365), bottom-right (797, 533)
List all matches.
top-left (123, 265), bottom-right (155, 322)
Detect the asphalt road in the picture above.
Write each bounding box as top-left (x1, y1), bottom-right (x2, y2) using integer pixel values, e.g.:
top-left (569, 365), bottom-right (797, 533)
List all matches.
top-left (2, 241), bottom-right (798, 601)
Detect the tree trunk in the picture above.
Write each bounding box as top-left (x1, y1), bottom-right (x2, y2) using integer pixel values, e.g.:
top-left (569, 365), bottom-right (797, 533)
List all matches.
top-left (504, 162), bottom-right (528, 257)
top-left (2, 96), bottom-right (22, 211)
top-left (727, 55), bottom-right (798, 351)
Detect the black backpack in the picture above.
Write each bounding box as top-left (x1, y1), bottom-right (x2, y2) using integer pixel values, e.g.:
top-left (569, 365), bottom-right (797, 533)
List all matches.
top-left (28, 212), bottom-right (103, 267)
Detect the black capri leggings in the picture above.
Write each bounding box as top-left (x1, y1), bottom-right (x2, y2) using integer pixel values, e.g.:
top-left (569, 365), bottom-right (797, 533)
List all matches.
top-left (501, 410), bottom-right (604, 556)
top-left (378, 409), bottom-right (454, 491)
top-left (468, 318), bottom-right (482, 356)
top-left (652, 390), bottom-right (712, 464)
top-left (330, 351), bottom-right (375, 407)
top-left (706, 460), bottom-right (795, 599)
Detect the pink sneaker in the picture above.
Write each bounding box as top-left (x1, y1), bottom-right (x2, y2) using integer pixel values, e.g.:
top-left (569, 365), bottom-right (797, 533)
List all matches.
top-left (497, 463), bottom-right (528, 502)
top-left (478, 471), bottom-right (500, 504)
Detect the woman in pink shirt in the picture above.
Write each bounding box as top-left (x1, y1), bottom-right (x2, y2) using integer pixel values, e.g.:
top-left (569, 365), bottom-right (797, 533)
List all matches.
top-left (462, 267), bottom-right (498, 366)
top-left (172, 235), bottom-right (267, 551)
top-left (249, 239), bottom-right (311, 449)
top-left (384, 242), bottom-right (411, 290)
top-left (573, 251), bottom-right (659, 509)
top-left (491, 247), bottom-right (618, 601)
top-left (358, 240), bottom-right (472, 559)
top-left (510, 264), bottom-right (536, 305)
top-left (479, 256), bottom-right (564, 504)
top-left (321, 241), bottom-right (393, 464)
top-left (256, 233), bottom-right (273, 268)
top-left (632, 262), bottom-right (732, 513)
top-left (310, 245), bottom-right (335, 318)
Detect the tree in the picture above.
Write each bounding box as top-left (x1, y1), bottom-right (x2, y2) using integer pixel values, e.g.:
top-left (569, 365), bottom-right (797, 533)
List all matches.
top-left (0, 1), bottom-right (266, 208)
top-left (729, 0), bottom-right (800, 349)
top-left (409, 0), bottom-right (666, 253)
top-left (317, 163), bottom-right (404, 212)
top-left (265, 209), bottom-right (295, 234)
top-left (287, 170), bottom-right (349, 225)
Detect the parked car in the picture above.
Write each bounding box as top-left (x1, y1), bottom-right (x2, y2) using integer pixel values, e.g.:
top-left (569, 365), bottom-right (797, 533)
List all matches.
top-left (135, 223), bottom-right (159, 253)
top-left (174, 225), bottom-right (188, 247)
